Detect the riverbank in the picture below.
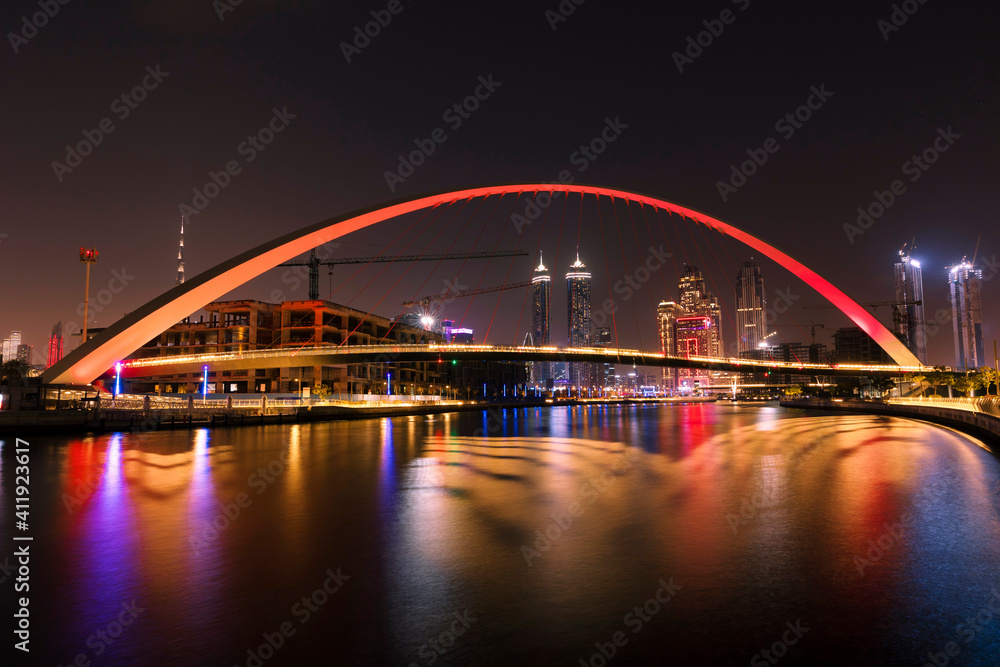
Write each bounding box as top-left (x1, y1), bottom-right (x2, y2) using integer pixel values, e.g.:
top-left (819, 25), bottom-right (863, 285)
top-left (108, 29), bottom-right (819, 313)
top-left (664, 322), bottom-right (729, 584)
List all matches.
top-left (0, 395), bottom-right (717, 435)
top-left (780, 397), bottom-right (1000, 453)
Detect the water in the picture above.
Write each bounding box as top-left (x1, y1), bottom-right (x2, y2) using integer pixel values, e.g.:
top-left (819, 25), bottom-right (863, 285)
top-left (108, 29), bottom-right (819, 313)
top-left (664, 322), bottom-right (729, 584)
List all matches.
top-left (3, 404), bottom-right (1000, 666)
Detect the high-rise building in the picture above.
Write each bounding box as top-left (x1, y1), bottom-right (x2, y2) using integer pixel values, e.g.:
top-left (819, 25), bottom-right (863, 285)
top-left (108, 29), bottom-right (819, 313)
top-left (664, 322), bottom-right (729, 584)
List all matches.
top-left (735, 259), bottom-right (766, 355)
top-left (657, 300), bottom-right (685, 392)
top-left (530, 251), bottom-right (552, 385)
top-left (679, 265), bottom-right (723, 357)
top-left (948, 258), bottom-right (985, 370)
top-left (16, 344), bottom-right (33, 364)
top-left (674, 265), bottom-right (724, 392)
top-left (893, 243), bottom-right (926, 363)
top-left (47, 322), bottom-right (64, 369)
top-left (2, 331), bottom-right (22, 363)
top-left (592, 326), bottom-right (614, 389)
top-left (444, 326), bottom-right (474, 344)
top-left (566, 251), bottom-right (593, 389)
top-left (833, 327), bottom-right (893, 364)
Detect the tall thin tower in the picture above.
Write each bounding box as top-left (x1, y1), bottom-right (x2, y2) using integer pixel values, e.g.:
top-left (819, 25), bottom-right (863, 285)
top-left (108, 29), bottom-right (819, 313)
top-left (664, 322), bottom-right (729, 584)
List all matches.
top-left (735, 259), bottom-right (766, 355)
top-left (176, 214), bottom-right (186, 286)
top-left (893, 242), bottom-right (926, 363)
top-left (566, 250), bottom-right (593, 390)
top-left (948, 257), bottom-right (985, 370)
top-left (531, 251), bottom-right (552, 385)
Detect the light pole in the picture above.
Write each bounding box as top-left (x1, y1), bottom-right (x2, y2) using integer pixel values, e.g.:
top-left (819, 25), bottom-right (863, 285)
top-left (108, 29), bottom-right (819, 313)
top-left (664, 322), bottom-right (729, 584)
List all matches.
top-left (79, 247), bottom-right (99, 346)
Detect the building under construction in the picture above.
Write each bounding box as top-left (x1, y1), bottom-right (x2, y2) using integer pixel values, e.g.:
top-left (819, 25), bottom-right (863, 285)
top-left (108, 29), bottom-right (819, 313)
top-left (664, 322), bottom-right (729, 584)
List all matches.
top-left (124, 298), bottom-right (525, 396)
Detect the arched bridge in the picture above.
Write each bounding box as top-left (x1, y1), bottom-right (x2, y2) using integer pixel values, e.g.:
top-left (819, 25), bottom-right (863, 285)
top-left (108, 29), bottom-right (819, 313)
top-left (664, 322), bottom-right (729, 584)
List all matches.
top-left (43, 184), bottom-right (925, 386)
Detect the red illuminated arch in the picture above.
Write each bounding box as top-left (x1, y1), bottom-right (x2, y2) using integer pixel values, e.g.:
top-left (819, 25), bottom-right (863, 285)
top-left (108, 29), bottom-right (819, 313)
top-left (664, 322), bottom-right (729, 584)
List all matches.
top-left (42, 184), bottom-right (921, 385)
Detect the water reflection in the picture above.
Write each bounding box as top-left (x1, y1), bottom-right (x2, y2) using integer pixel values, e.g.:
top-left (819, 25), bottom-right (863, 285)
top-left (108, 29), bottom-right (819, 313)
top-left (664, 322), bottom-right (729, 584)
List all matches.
top-left (16, 405), bottom-right (1000, 665)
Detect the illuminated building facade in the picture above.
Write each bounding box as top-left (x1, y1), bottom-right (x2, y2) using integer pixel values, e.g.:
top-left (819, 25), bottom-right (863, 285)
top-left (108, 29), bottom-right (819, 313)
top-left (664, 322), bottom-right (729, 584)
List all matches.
top-left (2, 331), bottom-right (22, 364)
top-left (734, 259), bottom-right (766, 355)
top-left (592, 326), bottom-right (614, 388)
top-left (47, 321), bottom-right (64, 369)
top-left (656, 300), bottom-right (685, 392)
top-left (566, 252), bottom-right (593, 389)
top-left (674, 264), bottom-right (724, 392)
top-left (948, 259), bottom-right (985, 370)
top-left (893, 243), bottom-right (926, 363)
top-left (530, 251), bottom-right (552, 385)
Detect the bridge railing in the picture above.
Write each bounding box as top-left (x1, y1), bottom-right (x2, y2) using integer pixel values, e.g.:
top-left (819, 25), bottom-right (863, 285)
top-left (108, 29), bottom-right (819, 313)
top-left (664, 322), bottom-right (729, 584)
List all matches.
top-left (99, 393), bottom-right (465, 412)
top-left (121, 343), bottom-right (931, 375)
top-left (887, 396), bottom-right (1000, 418)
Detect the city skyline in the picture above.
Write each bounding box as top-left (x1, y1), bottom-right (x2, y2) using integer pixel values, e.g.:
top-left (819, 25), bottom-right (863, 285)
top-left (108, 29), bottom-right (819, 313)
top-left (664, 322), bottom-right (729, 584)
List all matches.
top-left (5, 235), bottom-right (993, 373)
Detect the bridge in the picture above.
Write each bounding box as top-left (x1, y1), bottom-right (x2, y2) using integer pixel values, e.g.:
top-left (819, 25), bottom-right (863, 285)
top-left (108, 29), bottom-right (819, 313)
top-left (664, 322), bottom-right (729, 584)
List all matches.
top-left (120, 343), bottom-right (923, 379)
top-left (41, 183), bottom-right (928, 388)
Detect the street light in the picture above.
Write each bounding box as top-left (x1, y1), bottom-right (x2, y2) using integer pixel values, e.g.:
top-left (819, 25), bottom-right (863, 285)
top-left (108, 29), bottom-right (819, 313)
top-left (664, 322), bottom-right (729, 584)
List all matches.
top-left (114, 362), bottom-right (122, 397)
top-left (202, 365), bottom-right (208, 399)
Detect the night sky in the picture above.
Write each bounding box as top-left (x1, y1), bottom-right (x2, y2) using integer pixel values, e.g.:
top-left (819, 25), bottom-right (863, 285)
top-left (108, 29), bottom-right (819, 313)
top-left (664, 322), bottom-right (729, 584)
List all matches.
top-left (2, 1), bottom-right (997, 368)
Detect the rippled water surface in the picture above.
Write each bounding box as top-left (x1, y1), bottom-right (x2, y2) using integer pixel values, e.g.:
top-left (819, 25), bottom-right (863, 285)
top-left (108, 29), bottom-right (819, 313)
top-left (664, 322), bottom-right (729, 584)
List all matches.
top-left (3, 404), bottom-right (1000, 665)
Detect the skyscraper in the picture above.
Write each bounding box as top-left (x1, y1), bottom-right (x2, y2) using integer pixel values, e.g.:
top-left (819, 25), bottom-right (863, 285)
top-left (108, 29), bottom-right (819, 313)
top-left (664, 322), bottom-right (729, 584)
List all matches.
top-left (2, 330), bottom-right (22, 363)
top-left (16, 344), bottom-right (32, 364)
top-left (566, 251), bottom-right (593, 389)
top-left (592, 326), bottom-right (614, 389)
top-left (893, 243), bottom-right (926, 363)
top-left (657, 300), bottom-right (685, 392)
top-left (674, 265), bottom-right (724, 392)
top-left (734, 259), bottom-right (766, 355)
top-left (530, 251), bottom-right (552, 385)
top-left (47, 321), bottom-right (64, 369)
top-left (948, 258), bottom-right (985, 370)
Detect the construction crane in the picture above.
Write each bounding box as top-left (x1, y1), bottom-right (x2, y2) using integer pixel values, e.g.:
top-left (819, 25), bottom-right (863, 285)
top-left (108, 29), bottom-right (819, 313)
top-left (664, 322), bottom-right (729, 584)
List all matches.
top-left (803, 300), bottom-right (922, 335)
top-left (401, 280), bottom-right (534, 308)
top-left (807, 321), bottom-right (826, 345)
top-left (280, 249), bottom-right (528, 300)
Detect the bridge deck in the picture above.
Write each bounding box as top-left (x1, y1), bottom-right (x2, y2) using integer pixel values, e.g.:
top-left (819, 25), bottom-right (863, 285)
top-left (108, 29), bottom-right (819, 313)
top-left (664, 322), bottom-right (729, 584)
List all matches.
top-left (120, 344), bottom-right (929, 378)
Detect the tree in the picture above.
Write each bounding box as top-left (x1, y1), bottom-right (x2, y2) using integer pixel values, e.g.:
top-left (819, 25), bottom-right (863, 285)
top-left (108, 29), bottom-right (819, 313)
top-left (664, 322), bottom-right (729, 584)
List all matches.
top-left (784, 385), bottom-right (803, 398)
top-left (979, 367), bottom-right (998, 396)
top-left (312, 383), bottom-right (330, 400)
top-left (967, 371), bottom-right (991, 396)
top-left (924, 367), bottom-right (950, 397)
top-left (910, 373), bottom-right (927, 397)
top-left (1, 359), bottom-right (30, 384)
top-left (869, 375), bottom-right (895, 398)
top-left (952, 375), bottom-right (974, 397)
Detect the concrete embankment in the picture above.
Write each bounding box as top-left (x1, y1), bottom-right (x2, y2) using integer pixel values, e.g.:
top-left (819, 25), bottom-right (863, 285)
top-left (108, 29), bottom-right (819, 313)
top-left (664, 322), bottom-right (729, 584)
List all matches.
top-left (0, 396), bottom-right (716, 435)
top-left (780, 398), bottom-right (999, 453)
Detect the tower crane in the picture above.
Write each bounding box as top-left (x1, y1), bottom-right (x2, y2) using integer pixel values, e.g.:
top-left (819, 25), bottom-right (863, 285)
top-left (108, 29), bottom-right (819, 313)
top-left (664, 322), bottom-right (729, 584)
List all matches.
top-left (400, 280), bottom-right (534, 308)
top-left (807, 321), bottom-right (826, 345)
top-left (803, 300), bottom-right (922, 335)
top-left (280, 249), bottom-right (528, 300)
